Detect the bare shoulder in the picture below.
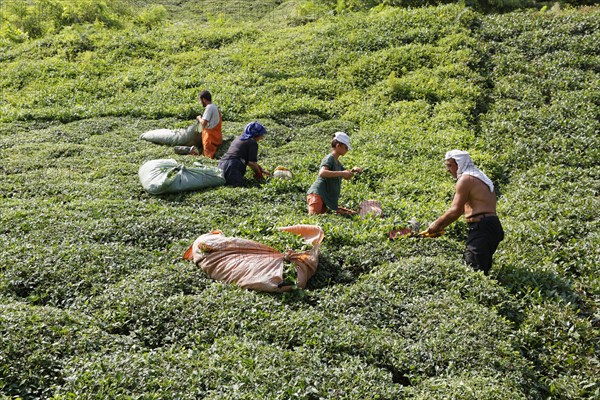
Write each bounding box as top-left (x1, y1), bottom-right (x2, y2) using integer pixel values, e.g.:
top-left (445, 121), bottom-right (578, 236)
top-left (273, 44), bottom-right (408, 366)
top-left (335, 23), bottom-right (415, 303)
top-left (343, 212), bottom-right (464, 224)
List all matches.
top-left (459, 175), bottom-right (497, 209)
top-left (456, 176), bottom-right (475, 191)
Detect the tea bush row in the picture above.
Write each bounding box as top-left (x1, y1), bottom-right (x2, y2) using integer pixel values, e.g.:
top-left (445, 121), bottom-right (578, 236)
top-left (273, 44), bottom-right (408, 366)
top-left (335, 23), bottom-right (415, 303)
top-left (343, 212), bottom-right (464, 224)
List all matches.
top-left (0, 0), bottom-right (133, 42)
top-left (476, 8), bottom-right (600, 398)
top-left (317, 0), bottom-right (599, 12)
top-left (50, 260), bottom-right (534, 398)
top-left (0, 0), bottom-right (283, 44)
top-left (0, 4), bottom-right (481, 124)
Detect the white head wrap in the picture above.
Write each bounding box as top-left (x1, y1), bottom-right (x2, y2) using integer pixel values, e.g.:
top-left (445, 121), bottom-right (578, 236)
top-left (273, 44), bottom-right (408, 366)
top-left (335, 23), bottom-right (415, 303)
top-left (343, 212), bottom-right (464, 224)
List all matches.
top-left (445, 150), bottom-right (494, 192)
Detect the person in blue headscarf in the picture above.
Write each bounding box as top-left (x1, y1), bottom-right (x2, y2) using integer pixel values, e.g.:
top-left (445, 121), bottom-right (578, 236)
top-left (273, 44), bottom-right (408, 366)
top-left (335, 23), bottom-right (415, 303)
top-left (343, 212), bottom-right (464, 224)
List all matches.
top-left (218, 121), bottom-right (270, 186)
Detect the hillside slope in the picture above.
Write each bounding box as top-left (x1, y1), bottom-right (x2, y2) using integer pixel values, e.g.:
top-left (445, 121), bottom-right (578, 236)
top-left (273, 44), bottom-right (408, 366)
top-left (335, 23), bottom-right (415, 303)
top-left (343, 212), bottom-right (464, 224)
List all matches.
top-left (0, 2), bottom-right (598, 399)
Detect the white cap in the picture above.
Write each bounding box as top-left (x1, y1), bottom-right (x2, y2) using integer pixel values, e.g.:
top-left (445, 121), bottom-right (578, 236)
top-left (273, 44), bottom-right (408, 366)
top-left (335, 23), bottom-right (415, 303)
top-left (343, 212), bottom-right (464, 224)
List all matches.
top-left (334, 131), bottom-right (352, 150)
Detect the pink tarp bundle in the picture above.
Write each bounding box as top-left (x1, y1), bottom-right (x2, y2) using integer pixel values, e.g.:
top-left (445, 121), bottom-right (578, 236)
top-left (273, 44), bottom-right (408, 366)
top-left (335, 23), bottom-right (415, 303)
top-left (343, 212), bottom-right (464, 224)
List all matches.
top-left (183, 225), bottom-right (324, 292)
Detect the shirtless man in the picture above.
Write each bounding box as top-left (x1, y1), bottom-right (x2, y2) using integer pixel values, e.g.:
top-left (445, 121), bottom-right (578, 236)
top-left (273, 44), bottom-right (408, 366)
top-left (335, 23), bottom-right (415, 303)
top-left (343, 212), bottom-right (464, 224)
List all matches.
top-left (426, 150), bottom-right (504, 275)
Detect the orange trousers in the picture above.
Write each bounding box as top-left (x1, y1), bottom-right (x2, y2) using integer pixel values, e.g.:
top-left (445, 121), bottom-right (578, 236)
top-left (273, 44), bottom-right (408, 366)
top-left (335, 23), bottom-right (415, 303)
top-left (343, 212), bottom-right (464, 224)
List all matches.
top-left (202, 112), bottom-right (222, 159)
top-left (307, 194), bottom-right (327, 215)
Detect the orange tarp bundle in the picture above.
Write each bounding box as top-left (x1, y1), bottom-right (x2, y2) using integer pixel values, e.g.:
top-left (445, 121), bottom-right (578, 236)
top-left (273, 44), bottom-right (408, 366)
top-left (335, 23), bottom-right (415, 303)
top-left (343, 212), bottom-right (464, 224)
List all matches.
top-left (183, 225), bottom-right (324, 292)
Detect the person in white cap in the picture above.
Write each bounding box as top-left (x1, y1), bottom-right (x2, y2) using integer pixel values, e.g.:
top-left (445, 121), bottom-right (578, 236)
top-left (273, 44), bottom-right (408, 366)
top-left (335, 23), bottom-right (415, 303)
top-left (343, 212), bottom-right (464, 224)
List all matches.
top-left (425, 150), bottom-right (504, 275)
top-left (307, 132), bottom-right (362, 215)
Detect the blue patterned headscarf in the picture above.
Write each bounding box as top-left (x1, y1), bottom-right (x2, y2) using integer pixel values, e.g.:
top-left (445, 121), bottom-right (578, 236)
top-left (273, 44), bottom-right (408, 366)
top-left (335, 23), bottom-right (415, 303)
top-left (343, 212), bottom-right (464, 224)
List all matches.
top-left (241, 121), bottom-right (267, 140)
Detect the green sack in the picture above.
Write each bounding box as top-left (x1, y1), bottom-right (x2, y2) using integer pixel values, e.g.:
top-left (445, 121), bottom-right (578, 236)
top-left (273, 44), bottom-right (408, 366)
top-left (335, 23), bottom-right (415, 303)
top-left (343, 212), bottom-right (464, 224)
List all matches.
top-left (139, 123), bottom-right (199, 146)
top-left (139, 159), bottom-right (225, 194)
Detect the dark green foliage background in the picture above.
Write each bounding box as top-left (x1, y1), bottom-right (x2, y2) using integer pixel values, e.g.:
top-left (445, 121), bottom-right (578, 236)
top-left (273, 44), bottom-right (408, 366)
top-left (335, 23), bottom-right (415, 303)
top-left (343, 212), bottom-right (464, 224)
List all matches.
top-left (0, 1), bottom-right (598, 399)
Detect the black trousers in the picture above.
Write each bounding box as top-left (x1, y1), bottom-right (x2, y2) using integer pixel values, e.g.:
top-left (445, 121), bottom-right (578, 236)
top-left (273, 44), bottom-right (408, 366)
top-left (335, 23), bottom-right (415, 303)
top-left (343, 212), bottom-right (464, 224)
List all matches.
top-left (465, 216), bottom-right (504, 275)
top-left (218, 158), bottom-right (246, 187)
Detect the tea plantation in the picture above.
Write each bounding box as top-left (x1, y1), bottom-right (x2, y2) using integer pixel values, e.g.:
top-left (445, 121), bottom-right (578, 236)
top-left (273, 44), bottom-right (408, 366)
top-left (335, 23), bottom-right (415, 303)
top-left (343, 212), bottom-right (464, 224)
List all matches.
top-left (1, 0), bottom-right (598, 399)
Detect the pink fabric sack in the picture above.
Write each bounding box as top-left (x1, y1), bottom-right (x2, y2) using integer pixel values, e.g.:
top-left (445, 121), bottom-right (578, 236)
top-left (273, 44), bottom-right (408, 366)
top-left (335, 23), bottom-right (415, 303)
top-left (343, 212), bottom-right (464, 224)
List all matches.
top-left (183, 225), bottom-right (324, 292)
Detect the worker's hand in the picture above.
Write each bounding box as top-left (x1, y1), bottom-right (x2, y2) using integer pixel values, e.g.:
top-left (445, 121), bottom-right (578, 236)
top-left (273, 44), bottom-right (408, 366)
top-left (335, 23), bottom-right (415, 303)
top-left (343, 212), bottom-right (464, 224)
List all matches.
top-left (351, 167), bottom-right (363, 174)
top-left (258, 166), bottom-right (270, 178)
top-left (425, 222), bottom-right (443, 236)
top-left (419, 229), bottom-right (445, 238)
top-left (341, 170), bottom-right (355, 179)
top-left (336, 206), bottom-right (357, 215)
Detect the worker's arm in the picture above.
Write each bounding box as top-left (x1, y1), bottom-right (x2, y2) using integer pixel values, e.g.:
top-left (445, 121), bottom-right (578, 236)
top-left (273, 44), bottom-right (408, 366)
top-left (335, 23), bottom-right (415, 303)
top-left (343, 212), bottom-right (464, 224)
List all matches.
top-left (248, 161), bottom-right (269, 180)
top-left (196, 116), bottom-right (209, 128)
top-left (427, 178), bottom-right (470, 233)
top-left (319, 166), bottom-right (355, 180)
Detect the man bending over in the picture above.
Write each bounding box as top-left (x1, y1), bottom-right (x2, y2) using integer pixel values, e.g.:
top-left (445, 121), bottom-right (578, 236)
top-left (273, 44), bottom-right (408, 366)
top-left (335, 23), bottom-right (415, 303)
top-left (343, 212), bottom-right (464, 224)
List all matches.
top-left (426, 150), bottom-right (504, 275)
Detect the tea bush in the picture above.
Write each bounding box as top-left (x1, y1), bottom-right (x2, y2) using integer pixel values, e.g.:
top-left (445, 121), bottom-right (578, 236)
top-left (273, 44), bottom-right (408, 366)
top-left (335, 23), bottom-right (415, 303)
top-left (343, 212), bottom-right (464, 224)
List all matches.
top-left (1, 1), bottom-right (599, 399)
top-left (316, 0), bottom-right (598, 12)
top-left (54, 337), bottom-right (406, 399)
top-left (0, 0), bottom-right (131, 42)
top-left (0, 302), bottom-right (134, 398)
top-left (476, 8), bottom-right (600, 398)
